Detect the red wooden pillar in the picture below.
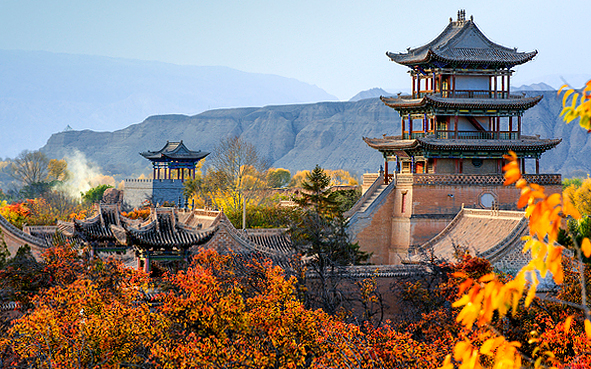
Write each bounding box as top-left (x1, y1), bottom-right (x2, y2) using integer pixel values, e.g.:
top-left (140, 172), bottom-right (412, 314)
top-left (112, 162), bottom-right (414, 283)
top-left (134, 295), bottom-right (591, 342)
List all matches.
top-left (432, 73), bottom-right (436, 93)
top-left (536, 158), bottom-right (540, 174)
top-left (454, 115), bottom-right (459, 139)
top-left (501, 74), bottom-right (505, 97)
top-left (459, 158), bottom-right (463, 174)
top-left (401, 116), bottom-right (405, 137)
top-left (434, 116), bottom-right (438, 137)
top-left (384, 159), bottom-right (389, 184)
top-left (507, 74), bottom-right (511, 95)
top-left (493, 75), bottom-right (497, 98)
top-left (509, 116), bottom-right (513, 137)
top-left (521, 158), bottom-right (526, 174)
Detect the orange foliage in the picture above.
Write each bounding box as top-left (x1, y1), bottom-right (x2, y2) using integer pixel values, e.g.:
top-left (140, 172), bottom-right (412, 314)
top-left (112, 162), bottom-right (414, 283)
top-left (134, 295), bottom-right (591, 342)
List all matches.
top-left (445, 151), bottom-right (591, 369)
top-left (121, 207), bottom-right (151, 220)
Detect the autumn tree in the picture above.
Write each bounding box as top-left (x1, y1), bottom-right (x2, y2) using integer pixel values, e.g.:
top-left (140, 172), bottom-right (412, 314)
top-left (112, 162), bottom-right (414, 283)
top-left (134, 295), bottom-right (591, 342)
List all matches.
top-left (184, 137), bottom-right (269, 225)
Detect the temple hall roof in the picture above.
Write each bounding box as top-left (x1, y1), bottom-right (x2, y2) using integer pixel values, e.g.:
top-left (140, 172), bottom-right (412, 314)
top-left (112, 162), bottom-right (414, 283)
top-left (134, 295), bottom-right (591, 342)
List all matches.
top-left (73, 204), bottom-right (121, 243)
top-left (124, 208), bottom-right (216, 250)
top-left (140, 140), bottom-right (209, 162)
top-left (410, 208), bottom-right (528, 264)
top-left (386, 12), bottom-right (537, 68)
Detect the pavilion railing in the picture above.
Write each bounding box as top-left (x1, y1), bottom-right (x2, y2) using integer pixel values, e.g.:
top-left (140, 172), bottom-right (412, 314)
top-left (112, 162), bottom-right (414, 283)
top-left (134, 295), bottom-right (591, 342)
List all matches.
top-left (399, 174), bottom-right (561, 186)
top-left (402, 131), bottom-right (519, 140)
top-left (416, 90), bottom-right (524, 99)
top-left (435, 131), bottom-right (519, 140)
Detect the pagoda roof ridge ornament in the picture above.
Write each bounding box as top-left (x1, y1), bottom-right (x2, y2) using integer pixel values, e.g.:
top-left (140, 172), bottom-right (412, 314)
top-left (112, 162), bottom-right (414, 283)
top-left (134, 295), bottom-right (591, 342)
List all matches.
top-left (140, 141), bottom-right (209, 162)
top-left (386, 12), bottom-right (537, 68)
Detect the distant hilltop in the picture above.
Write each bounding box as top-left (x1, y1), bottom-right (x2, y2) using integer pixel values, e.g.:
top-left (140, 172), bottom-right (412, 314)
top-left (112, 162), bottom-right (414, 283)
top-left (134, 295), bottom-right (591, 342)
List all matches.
top-left (0, 49), bottom-right (338, 158)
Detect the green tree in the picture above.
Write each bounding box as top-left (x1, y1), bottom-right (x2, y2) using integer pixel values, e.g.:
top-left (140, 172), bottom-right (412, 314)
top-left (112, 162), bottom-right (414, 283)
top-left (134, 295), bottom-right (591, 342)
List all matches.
top-left (290, 165), bottom-right (369, 314)
top-left (81, 184), bottom-right (113, 204)
top-left (266, 167), bottom-right (291, 188)
top-left (294, 164), bottom-right (339, 216)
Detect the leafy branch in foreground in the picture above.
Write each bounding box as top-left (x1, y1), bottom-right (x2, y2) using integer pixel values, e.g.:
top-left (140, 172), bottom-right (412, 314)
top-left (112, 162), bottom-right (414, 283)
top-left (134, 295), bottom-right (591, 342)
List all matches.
top-left (558, 80), bottom-right (591, 132)
top-left (443, 151), bottom-right (591, 369)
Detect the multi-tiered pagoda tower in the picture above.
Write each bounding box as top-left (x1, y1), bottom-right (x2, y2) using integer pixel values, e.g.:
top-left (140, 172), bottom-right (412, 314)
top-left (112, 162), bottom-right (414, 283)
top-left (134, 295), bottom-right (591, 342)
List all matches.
top-left (351, 10), bottom-right (562, 264)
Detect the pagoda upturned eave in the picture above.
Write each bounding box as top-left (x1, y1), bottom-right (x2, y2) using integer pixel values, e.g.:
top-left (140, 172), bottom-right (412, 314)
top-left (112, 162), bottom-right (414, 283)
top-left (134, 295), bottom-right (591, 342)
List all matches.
top-left (363, 135), bottom-right (562, 154)
top-left (140, 140), bottom-right (209, 162)
top-left (380, 94), bottom-right (542, 113)
top-left (386, 18), bottom-right (537, 68)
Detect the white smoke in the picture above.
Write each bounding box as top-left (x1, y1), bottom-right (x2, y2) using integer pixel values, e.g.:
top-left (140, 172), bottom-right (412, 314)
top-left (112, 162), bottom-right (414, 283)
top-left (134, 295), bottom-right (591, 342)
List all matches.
top-left (59, 150), bottom-right (115, 199)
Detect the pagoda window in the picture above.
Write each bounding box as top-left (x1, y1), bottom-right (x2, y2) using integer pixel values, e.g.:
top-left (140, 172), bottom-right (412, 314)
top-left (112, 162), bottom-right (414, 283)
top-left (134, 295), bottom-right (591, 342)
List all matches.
top-left (402, 161), bottom-right (411, 173)
top-left (401, 192), bottom-right (407, 214)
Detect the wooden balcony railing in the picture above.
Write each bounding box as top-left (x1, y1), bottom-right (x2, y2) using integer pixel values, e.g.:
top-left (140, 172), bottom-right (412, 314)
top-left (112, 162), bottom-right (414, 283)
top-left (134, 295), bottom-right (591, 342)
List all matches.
top-left (414, 90), bottom-right (523, 99)
top-left (403, 174), bottom-right (561, 186)
top-left (435, 131), bottom-right (519, 140)
top-left (402, 131), bottom-right (519, 140)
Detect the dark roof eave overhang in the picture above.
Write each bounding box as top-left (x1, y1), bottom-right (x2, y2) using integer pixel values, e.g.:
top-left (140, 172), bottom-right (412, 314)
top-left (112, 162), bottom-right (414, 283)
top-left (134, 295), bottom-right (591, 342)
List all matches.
top-left (363, 136), bottom-right (562, 154)
top-left (380, 95), bottom-right (543, 112)
top-left (386, 50), bottom-right (537, 69)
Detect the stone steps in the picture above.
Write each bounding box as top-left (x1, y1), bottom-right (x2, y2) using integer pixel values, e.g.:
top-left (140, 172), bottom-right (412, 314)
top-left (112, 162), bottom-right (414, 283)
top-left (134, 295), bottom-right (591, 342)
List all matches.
top-left (357, 185), bottom-right (388, 213)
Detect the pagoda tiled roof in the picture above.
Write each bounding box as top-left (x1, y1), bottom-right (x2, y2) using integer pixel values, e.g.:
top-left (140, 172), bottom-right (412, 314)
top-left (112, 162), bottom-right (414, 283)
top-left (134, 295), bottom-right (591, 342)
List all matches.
top-left (124, 208), bottom-right (216, 250)
top-left (74, 204), bottom-right (121, 242)
top-left (243, 228), bottom-right (293, 255)
top-left (380, 94), bottom-right (543, 111)
top-left (363, 135), bottom-right (561, 153)
top-left (386, 17), bottom-right (537, 68)
top-left (140, 140), bottom-right (209, 161)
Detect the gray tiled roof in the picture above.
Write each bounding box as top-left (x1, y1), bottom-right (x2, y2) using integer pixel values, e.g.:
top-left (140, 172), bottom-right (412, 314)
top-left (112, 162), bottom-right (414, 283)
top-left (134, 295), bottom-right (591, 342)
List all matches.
top-left (140, 140), bottom-right (209, 161)
top-left (362, 135), bottom-right (561, 152)
top-left (386, 18), bottom-right (536, 67)
top-left (381, 94), bottom-right (543, 110)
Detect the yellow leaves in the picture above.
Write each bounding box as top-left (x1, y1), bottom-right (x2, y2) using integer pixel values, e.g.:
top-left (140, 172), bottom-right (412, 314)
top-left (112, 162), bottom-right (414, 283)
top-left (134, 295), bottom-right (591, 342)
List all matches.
top-left (558, 79), bottom-right (591, 131)
top-left (586, 319), bottom-right (591, 339)
top-left (564, 316), bottom-right (573, 333)
top-left (502, 152), bottom-right (521, 186)
top-left (562, 190), bottom-right (582, 220)
top-left (582, 238), bottom-right (591, 258)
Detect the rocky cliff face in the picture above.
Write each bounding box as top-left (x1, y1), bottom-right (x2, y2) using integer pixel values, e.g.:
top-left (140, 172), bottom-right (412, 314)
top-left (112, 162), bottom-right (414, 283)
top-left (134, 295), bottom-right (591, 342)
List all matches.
top-left (40, 93), bottom-right (591, 179)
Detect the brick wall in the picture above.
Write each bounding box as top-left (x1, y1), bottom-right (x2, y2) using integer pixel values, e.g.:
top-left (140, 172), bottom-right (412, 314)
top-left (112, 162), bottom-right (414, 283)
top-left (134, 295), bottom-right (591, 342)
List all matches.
top-left (124, 179), bottom-right (186, 208)
top-left (353, 191), bottom-right (395, 265)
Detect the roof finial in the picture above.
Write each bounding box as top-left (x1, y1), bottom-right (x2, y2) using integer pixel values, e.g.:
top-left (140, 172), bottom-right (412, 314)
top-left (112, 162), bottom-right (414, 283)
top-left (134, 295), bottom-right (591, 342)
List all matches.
top-left (470, 15), bottom-right (473, 21)
top-left (457, 9), bottom-right (466, 22)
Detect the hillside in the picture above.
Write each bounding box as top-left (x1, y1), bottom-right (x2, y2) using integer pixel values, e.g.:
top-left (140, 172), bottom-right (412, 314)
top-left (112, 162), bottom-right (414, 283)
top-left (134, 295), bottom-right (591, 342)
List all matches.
top-left (39, 91), bottom-right (591, 179)
top-left (0, 50), bottom-right (337, 158)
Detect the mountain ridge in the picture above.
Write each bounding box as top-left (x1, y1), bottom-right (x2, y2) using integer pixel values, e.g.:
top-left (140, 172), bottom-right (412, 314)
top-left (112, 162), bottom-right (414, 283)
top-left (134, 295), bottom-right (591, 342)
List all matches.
top-left (40, 91), bottom-right (591, 180)
top-left (0, 49), bottom-right (337, 158)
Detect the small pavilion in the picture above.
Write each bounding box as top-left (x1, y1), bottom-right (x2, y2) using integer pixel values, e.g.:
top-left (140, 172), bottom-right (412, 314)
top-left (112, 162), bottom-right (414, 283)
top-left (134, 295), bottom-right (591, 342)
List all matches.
top-left (140, 141), bottom-right (208, 181)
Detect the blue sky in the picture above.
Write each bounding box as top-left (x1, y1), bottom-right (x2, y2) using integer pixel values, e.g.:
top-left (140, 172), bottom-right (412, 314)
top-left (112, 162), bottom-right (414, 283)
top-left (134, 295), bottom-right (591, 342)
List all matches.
top-left (0, 0), bottom-right (588, 100)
